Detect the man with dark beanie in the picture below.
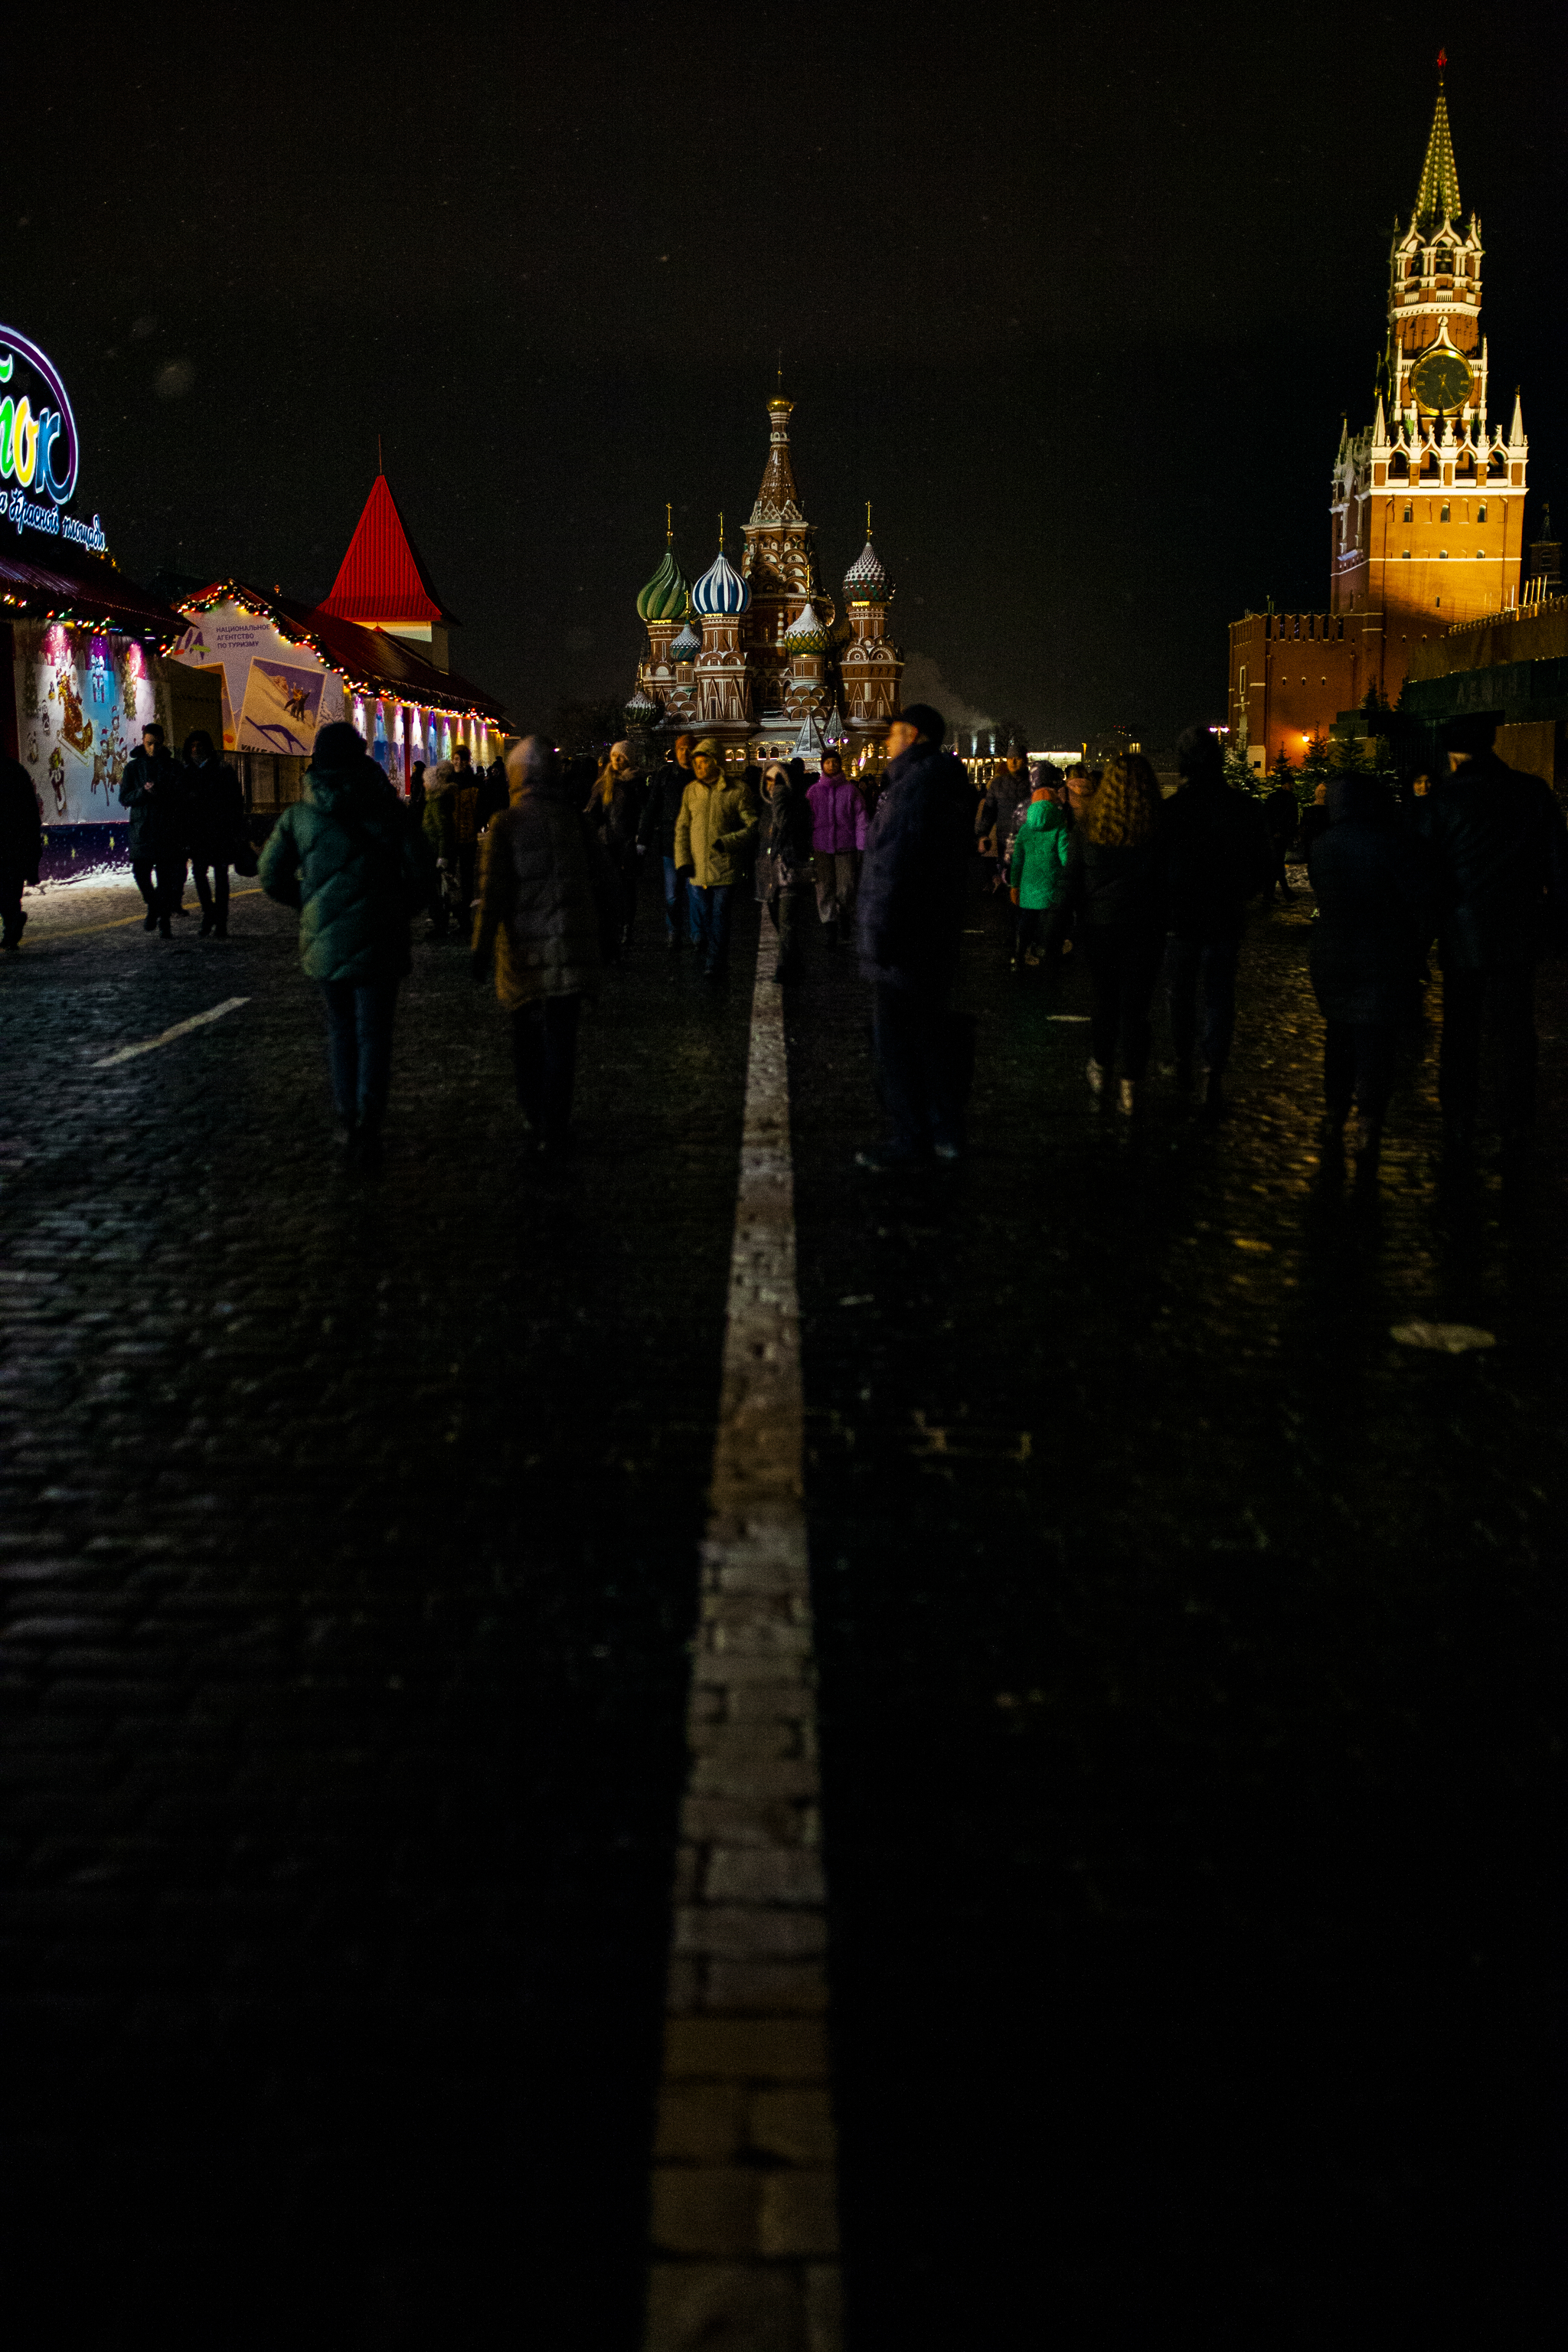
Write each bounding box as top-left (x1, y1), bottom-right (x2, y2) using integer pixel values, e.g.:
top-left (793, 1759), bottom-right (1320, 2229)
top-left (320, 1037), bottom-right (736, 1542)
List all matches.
top-left (1423, 709), bottom-right (1568, 1162)
top-left (1162, 722), bottom-right (1272, 1112)
top-left (855, 702), bottom-right (974, 1168)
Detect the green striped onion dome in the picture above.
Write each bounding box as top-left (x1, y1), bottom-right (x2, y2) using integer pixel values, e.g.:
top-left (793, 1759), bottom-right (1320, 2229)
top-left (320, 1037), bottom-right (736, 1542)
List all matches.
top-left (636, 547), bottom-right (690, 623)
top-left (625, 682), bottom-right (661, 723)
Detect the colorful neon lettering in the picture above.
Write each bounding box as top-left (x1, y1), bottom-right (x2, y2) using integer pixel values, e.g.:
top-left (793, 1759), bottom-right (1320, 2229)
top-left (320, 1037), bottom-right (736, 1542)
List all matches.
top-left (0, 327), bottom-right (80, 506)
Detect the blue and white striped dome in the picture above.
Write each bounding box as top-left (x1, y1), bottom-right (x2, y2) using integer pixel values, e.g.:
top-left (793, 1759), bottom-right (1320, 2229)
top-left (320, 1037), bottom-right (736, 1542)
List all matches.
top-left (691, 547), bottom-right (751, 616)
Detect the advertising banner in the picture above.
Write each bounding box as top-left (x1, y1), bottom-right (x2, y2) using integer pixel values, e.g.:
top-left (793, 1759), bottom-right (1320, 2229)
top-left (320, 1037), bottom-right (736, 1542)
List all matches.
top-left (12, 618), bottom-right (161, 824)
top-left (171, 603), bottom-right (345, 756)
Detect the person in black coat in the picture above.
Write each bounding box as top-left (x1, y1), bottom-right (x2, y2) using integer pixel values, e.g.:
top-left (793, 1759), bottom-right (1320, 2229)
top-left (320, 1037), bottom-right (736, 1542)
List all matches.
top-left (1297, 782), bottom-right (1331, 871)
top-left (1162, 724), bottom-right (1273, 1112)
top-left (1423, 710), bottom-right (1568, 1158)
top-left (1262, 777), bottom-right (1298, 900)
top-left (1, 756), bottom-right (44, 951)
top-left (118, 722), bottom-right (189, 936)
top-left (183, 730), bottom-right (245, 937)
top-left (1063, 753), bottom-right (1168, 1115)
top-left (584, 740), bottom-right (648, 953)
top-left (856, 704), bottom-right (974, 1168)
top-left (756, 762), bottom-right (813, 982)
top-left (1308, 774), bottom-right (1438, 1171)
top-left (637, 732), bottom-right (698, 949)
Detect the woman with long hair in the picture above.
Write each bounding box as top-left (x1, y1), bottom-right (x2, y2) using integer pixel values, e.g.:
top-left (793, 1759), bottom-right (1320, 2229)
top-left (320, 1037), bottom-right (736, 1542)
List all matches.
top-left (756, 761), bottom-right (813, 982)
top-left (585, 740), bottom-right (647, 955)
top-left (1064, 752), bottom-right (1166, 1114)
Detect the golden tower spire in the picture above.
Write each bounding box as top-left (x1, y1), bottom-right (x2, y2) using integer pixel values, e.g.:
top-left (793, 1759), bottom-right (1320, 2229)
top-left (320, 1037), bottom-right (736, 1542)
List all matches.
top-left (1415, 55), bottom-right (1462, 227)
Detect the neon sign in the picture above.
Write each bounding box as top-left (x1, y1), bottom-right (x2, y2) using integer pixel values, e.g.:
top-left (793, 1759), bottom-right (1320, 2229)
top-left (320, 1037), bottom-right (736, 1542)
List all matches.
top-left (0, 327), bottom-right (79, 506)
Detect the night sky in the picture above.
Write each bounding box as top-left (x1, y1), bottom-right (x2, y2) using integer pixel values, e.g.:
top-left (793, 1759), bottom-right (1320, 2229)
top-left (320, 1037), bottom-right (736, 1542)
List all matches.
top-left (8, 2), bottom-right (1565, 748)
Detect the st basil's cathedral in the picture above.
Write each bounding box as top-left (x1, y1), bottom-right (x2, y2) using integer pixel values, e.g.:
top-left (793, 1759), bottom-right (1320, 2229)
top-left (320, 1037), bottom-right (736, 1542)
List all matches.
top-left (625, 393), bottom-right (903, 764)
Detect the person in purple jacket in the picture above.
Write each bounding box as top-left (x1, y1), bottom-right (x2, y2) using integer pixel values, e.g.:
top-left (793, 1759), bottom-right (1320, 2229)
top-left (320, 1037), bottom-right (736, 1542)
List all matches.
top-left (805, 746), bottom-right (867, 947)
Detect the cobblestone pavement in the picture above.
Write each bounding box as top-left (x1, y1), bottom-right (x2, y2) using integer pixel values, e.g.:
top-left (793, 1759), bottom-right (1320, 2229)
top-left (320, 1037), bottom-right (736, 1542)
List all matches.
top-left (3, 864), bottom-right (1565, 2347)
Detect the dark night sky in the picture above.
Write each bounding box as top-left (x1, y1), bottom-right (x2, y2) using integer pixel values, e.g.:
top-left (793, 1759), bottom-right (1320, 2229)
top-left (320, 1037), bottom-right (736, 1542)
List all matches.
top-left (7, 2), bottom-right (1565, 746)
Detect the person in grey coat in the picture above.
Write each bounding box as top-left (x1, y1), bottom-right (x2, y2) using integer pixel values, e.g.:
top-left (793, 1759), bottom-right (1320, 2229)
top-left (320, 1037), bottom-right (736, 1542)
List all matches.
top-left (472, 734), bottom-right (618, 1153)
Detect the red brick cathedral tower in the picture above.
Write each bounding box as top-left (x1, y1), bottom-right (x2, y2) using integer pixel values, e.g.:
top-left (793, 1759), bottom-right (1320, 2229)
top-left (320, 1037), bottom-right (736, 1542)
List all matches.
top-left (1230, 68), bottom-right (1531, 766)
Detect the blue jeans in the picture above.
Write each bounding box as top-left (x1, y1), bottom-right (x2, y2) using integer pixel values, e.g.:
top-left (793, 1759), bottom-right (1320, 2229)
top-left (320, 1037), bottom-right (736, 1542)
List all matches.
top-left (662, 855), bottom-right (688, 942)
top-left (688, 882), bottom-right (734, 972)
top-left (1166, 936), bottom-right (1239, 1074)
top-left (320, 979), bottom-right (399, 1125)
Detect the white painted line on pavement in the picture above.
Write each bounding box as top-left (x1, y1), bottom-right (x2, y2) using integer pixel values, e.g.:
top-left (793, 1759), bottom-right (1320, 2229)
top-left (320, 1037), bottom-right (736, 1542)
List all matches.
top-left (91, 998), bottom-right (251, 1068)
top-left (645, 920), bottom-right (841, 2351)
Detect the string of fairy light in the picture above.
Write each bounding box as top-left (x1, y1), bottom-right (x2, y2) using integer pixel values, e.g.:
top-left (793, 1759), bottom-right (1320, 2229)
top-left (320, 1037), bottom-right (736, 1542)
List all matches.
top-left (177, 581), bottom-right (505, 737)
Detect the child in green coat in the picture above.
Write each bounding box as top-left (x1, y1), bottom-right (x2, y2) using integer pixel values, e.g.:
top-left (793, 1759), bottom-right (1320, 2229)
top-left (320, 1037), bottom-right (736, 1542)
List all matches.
top-left (1008, 782), bottom-right (1073, 975)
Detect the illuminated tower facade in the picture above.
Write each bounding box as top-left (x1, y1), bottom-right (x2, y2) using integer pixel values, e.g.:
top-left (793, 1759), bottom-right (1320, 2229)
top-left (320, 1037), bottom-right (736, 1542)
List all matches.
top-left (1230, 69), bottom-right (1534, 766)
top-left (1331, 69), bottom-right (1529, 679)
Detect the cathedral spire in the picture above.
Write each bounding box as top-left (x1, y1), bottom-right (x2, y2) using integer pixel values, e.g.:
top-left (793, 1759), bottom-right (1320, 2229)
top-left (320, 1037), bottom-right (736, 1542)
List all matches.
top-left (1414, 60), bottom-right (1461, 229)
top-left (751, 393), bottom-right (803, 524)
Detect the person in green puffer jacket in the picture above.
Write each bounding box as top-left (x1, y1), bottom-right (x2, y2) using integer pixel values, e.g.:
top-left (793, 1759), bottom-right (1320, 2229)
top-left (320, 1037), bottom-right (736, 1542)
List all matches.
top-left (1008, 780), bottom-right (1073, 978)
top-left (259, 721), bottom-right (435, 1164)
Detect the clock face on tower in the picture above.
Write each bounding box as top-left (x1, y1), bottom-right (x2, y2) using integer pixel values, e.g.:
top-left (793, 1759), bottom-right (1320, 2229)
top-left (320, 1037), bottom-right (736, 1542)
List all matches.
top-left (1411, 348), bottom-right (1474, 413)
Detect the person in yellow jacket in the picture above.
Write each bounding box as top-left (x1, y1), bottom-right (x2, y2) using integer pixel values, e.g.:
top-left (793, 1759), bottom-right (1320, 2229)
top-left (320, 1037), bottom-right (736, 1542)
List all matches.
top-left (673, 738), bottom-right (758, 978)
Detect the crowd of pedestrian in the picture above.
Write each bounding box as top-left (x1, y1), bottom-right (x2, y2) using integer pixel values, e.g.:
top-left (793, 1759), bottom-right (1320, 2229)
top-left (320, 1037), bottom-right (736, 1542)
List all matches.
top-left (5, 691), bottom-right (1563, 1185)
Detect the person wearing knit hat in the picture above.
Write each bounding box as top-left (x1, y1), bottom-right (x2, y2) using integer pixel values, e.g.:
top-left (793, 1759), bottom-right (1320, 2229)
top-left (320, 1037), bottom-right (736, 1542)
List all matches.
top-left (585, 737), bottom-right (648, 955)
top-left (673, 740), bottom-right (758, 979)
top-left (854, 705), bottom-right (973, 1168)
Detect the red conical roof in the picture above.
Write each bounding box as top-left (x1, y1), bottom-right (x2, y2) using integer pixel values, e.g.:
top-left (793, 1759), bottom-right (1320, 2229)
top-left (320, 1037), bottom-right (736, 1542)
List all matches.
top-left (317, 473), bottom-right (459, 627)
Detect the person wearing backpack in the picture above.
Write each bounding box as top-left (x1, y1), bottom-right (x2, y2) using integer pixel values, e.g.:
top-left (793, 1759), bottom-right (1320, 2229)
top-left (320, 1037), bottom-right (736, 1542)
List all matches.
top-left (258, 721), bottom-right (433, 1165)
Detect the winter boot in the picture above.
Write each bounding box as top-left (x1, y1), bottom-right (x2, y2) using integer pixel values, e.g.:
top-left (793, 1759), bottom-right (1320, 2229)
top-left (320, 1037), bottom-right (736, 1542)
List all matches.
top-left (199, 913), bottom-right (216, 937)
top-left (143, 908), bottom-right (158, 932)
top-left (157, 913), bottom-right (173, 939)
